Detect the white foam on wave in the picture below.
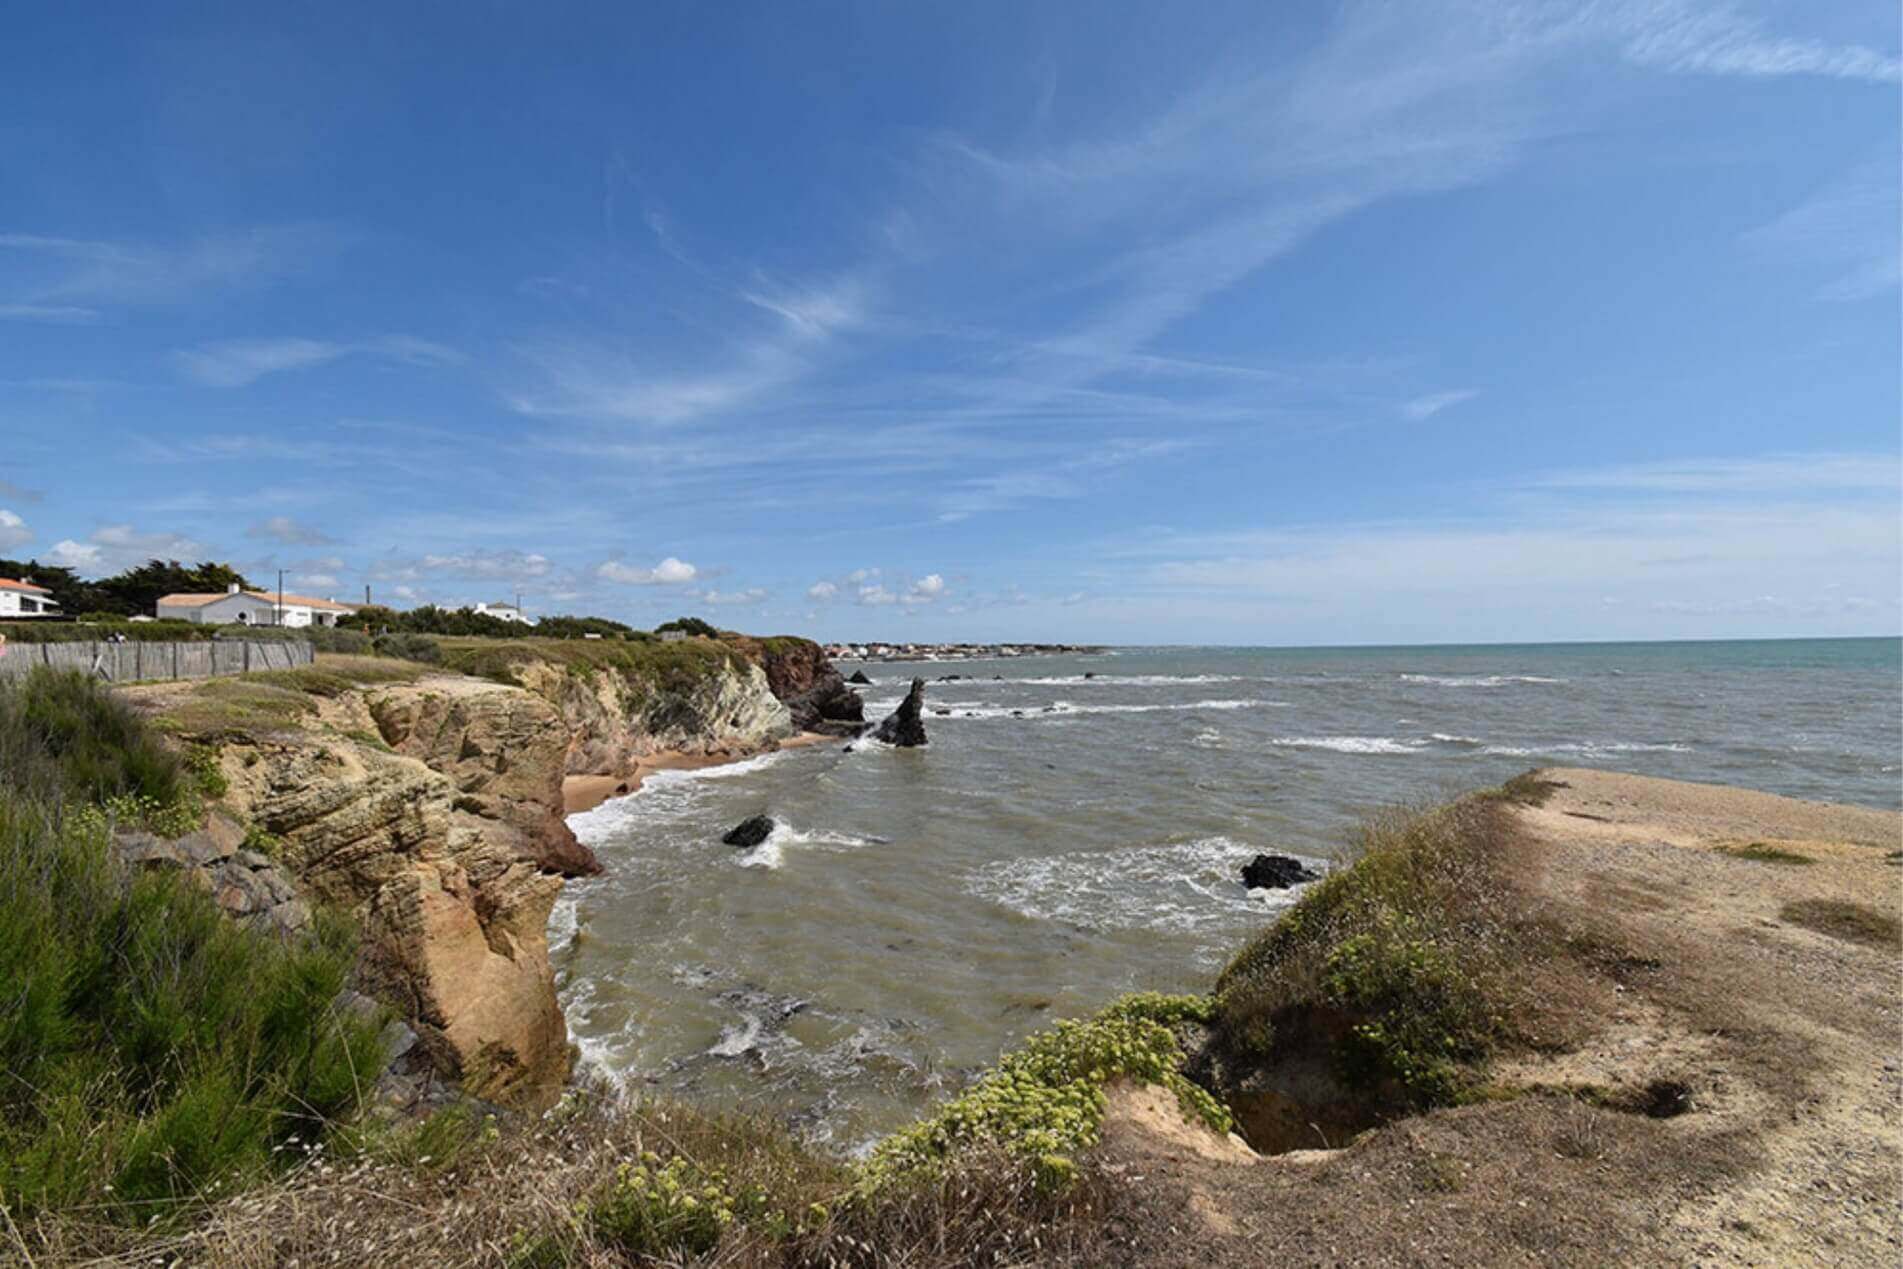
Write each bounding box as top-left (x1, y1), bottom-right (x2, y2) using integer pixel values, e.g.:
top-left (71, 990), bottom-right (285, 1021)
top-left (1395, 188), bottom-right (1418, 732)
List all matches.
top-left (1429, 733), bottom-right (1484, 746)
top-left (966, 836), bottom-right (1326, 936)
top-left (1271, 736), bottom-right (1428, 755)
top-left (735, 821), bottom-right (885, 870)
top-left (870, 697), bottom-right (1288, 720)
top-left (547, 896), bottom-right (580, 957)
top-left (567, 749), bottom-right (799, 839)
top-left (1400, 674), bottom-right (1567, 687)
top-left (1480, 740), bottom-right (1691, 757)
top-left (1014, 673), bottom-right (1254, 686)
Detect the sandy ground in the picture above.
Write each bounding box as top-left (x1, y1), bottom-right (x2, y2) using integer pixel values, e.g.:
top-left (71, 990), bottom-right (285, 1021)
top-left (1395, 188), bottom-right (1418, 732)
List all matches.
top-left (561, 732), bottom-right (836, 815)
top-left (1091, 766), bottom-right (1902, 1267)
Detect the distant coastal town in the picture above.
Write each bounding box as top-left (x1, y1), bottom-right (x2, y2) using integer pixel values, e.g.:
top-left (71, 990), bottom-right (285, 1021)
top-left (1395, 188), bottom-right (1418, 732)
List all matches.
top-left (824, 641), bottom-right (1107, 663)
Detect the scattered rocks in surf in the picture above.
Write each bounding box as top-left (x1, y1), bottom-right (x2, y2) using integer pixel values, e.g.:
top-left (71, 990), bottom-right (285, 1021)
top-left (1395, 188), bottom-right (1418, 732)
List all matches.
top-left (1241, 853), bottom-right (1320, 890)
top-left (722, 815), bottom-right (776, 848)
top-left (871, 678), bottom-right (930, 746)
top-left (847, 670), bottom-right (872, 685)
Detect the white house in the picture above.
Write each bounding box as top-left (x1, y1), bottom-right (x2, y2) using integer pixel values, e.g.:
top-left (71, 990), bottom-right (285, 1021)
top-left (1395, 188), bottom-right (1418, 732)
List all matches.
top-left (474, 600), bottom-right (534, 625)
top-left (157, 583), bottom-right (358, 628)
top-left (0, 577), bottom-right (59, 618)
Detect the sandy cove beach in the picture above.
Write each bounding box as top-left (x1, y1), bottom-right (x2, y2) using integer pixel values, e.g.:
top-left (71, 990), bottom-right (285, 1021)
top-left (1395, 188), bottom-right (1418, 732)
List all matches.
top-left (561, 731), bottom-right (837, 815)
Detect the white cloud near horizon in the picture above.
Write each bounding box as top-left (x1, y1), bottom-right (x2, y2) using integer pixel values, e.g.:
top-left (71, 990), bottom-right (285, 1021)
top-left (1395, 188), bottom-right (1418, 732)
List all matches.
top-left (597, 556), bottom-right (698, 585)
top-left (44, 524), bottom-right (210, 575)
top-left (1102, 450), bottom-right (1900, 640)
top-left (0, 509), bottom-right (30, 550)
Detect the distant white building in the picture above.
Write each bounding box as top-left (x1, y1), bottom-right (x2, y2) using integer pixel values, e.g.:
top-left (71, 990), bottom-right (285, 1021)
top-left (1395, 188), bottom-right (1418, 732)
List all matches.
top-left (474, 601), bottom-right (534, 625)
top-left (157, 583), bottom-right (358, 629)
top-left (0, 577), bottom-right (59, 618)
top-left (659, 629), bottom-right (688, 643)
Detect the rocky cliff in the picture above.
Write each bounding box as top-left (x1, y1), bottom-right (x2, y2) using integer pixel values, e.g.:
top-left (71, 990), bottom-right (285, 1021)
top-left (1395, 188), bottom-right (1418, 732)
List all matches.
top-left (126, 642), bottom-right (814, 1113)
top-left (722, 633), bottom-right (867, 736)
top-left (135, 668), bottom-right (588, 1110)
top-left (452, 640), bottom-right (797, 779)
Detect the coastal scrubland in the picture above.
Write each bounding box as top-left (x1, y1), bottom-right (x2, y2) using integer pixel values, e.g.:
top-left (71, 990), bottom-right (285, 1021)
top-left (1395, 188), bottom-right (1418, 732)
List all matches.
top-left (3, 668), bottom-right (1897, 1266)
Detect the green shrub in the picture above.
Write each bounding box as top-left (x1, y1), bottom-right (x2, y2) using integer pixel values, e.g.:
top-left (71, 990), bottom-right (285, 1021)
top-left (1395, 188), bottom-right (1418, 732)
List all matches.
top-left (306, 626), bottom-right (373, 655)
top-left (373, 631), bottom-right (444, 664)
top-left (1214, 799), bottom-right (1523, 1106)
top-left (862, 993), bottom-right (1228, 1189)
top-left (0, 669), bottom-right (182, 806)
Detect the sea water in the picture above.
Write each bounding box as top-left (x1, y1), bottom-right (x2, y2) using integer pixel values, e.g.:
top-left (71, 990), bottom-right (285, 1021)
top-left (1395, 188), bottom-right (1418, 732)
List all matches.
top-left (552, 637), bottom-right (1900, 1149)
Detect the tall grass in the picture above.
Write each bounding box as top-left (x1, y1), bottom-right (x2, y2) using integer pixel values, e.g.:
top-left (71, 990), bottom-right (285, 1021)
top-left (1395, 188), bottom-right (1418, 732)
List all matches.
top-left (0, 670), bottom-right (383, 1230)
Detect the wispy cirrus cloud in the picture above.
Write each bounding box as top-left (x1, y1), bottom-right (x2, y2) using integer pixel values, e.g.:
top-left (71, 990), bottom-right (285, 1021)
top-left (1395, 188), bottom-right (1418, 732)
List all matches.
top-left (173, 334), bottom-right (463, 387)
top-left (509, 268), bottom-right (868, 425)
top-left (1742, 157), bottom-right (1900, 301)
top-left (1402, 389), bottom-right (1480, 421)
top-left (1618, 4), bottom-right (1901, 84)
top-left (0, 224), bottom-right (339, 313)
top-left (0, 303), bottom-right (99, 324)
top-left (246, 516), bottom-right (335, 546)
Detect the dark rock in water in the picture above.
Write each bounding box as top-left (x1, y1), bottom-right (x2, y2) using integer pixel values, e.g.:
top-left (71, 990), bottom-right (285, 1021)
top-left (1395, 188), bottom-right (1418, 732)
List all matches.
top-left (847, 670), bottom-right (872, 685)
top-left (871, 678), bottom-right (929, 746)
top-left (933, 707), bottom-right (951, 716)
top-left (1241, 853), bottom-right (1320, 890)
top-left (722, 815), bottom-right (776, 848)
top-left (1084, 671), bottom-right (1097, 679)
top-left (786, 673), bottom-right (867, 737)
top-left (937, 673), bottom-right (964, 682)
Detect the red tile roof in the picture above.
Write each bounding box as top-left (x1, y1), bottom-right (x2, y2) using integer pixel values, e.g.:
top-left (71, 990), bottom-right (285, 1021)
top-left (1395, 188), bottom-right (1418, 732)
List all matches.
top-left (0, 577), bottom-right (51, 594)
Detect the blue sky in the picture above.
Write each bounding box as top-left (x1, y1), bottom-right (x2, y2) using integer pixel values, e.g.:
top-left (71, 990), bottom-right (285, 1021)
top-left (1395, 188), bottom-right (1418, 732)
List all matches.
top-left (3, 1), bottom-right (1897, 644)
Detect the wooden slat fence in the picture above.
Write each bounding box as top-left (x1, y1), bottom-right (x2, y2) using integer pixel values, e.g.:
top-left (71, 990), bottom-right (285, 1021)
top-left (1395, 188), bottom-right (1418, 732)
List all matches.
top-left (0, 639), bottom-right (314, 682)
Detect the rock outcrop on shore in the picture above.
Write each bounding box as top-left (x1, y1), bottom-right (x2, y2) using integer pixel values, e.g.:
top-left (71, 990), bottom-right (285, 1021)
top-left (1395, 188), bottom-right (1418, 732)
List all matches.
top-left (871, 678), bottom-right (930, 746)
top-left (506, 652), bottom-right (795, 779)
top-left (727, 634), bottom-right (868, 737)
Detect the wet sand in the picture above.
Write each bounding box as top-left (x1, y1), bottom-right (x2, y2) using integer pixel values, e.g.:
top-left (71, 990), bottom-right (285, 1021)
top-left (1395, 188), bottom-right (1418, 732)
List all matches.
top-left (562, 732), bottom-right (837, 815)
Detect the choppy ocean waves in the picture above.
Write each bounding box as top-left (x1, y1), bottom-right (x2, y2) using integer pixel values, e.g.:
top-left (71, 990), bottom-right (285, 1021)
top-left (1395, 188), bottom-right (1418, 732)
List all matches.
top-left (965, 836), bottom-right (1327, 943)
top-left (1399, 673), bottom-right (1567, 687)
top-left (862, 696), bottom-right (1289, 718)
top-left (1269, 734), bottom-right (1691, 756)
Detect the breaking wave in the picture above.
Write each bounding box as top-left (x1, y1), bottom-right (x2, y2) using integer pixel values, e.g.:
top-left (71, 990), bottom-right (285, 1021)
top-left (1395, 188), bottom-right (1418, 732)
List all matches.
top-left (965, 836), bottom-right (1327, 939)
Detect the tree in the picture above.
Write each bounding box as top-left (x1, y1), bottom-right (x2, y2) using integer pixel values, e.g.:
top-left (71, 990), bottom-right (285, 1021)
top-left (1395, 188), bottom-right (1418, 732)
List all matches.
top-left (92, 561), bottom-right (253, 618)
top-left (0, 559), bottom-right (103, 615)
top-left (656, 616), bottom-right (718, 639)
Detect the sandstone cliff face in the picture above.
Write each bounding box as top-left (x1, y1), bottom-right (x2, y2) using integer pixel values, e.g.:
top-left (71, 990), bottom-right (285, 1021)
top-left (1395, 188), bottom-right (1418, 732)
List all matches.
top-left (196, 679), bottom-right (578, 1110)
top-left (506, 653), bottom-right (794, 778)
top-left (723, 635), bottom-right (866, 737)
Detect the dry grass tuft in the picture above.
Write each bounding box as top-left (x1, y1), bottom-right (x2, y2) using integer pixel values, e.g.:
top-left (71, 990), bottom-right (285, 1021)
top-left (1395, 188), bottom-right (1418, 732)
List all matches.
top-left (1778, 898), bottom-right (1902, 950)
top-left (18, 1087), bottom-right (1112, 1267)
top-left (1718, 842), bottom-right (1814, 866)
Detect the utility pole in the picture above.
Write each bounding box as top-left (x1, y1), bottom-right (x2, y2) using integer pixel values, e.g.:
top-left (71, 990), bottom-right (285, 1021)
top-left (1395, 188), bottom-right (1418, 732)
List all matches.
top-left (277, 569), bottom-right (285, 626)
